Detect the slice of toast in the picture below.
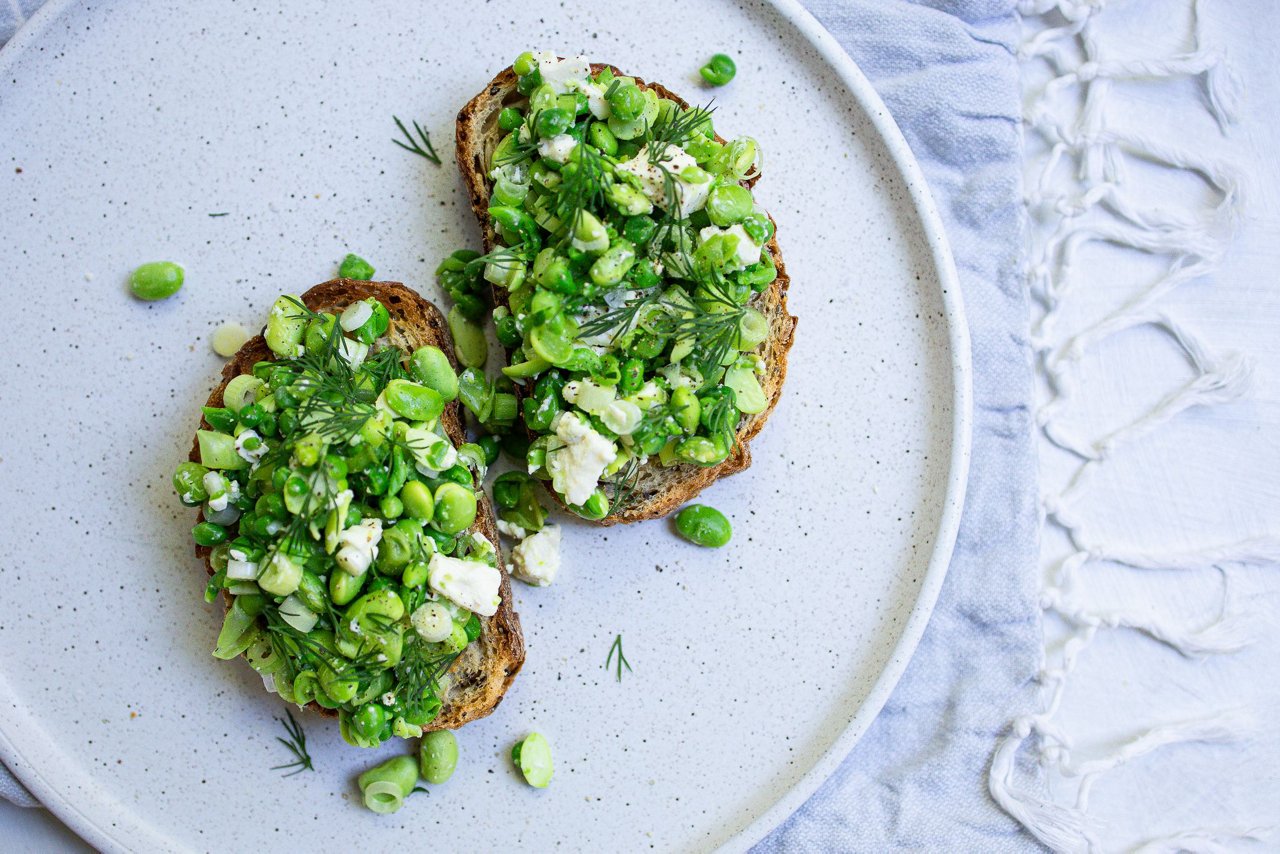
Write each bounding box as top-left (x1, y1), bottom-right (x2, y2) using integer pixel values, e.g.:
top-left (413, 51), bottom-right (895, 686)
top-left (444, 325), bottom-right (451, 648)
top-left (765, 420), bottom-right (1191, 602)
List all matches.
top-left (455, 63), bottom-right (797, 524)
top-left (190, 279), bottom-right (525, 730)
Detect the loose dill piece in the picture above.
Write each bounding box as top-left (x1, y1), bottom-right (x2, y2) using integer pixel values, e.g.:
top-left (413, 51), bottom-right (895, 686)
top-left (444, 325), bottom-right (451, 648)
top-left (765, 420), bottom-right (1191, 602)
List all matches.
top-left (605, 634), bottom-right (632, 683)
top-left (271, 708), bottom-right (315, 777)
top-left (393, 116), bottom-right (442, 165)
top-left (207, 212), bottom-right (229, 217)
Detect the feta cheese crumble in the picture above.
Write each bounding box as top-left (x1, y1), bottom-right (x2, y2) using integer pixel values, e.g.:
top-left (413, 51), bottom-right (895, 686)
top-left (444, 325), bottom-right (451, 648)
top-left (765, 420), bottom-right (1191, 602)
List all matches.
top-left (427, 553), bottom-right (502, 617)
top-left (615, 145), bottom-right (712, 218)
top-left (511, 525), bottom-right (562, 587)
top-left (546, 412), bottom-right (617, 506)
top-left (335, 518), bottom-right (383, 575)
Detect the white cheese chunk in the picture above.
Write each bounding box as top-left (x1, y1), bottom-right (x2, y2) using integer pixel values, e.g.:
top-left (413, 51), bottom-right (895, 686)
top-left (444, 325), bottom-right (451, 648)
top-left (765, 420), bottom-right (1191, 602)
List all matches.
top-left (234, 429), bottom-right (267, 464)
top-left (533, 51), bottom-right (592, 94)
top-left (538, 133), bottom-right (578, 164)
top-left (497, 520), bottom-right (528, 540)
top-left (335, 518), bottom-right (382, 576)
top-left (546, 412), bottom-right (617, 506)
top-left (615, 145), bottom-right (711, 218)
top-left (511, 525), bottom-right (562, 587)
top-left (428, 553), bottom-right (502, 617)
top-left (225, 548), bottom-right (260, 581)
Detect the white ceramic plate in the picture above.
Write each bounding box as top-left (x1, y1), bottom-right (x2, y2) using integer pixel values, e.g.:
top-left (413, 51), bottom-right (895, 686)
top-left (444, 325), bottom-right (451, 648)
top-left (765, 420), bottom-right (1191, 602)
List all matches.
top-left (0, 1), bottom-right (970, 851)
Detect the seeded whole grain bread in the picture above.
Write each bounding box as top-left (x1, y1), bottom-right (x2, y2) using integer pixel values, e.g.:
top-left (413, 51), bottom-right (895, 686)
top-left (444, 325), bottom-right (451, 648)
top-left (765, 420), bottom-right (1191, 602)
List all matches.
top-left (189, 279), bottom-right (524, 730)
top-left (454, 63), bottom-right (797, 525)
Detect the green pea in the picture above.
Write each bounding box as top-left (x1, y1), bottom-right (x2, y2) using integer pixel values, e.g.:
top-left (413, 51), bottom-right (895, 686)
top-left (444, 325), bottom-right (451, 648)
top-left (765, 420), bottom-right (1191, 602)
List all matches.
top-left (535, 108), bottom-right (572, 139)
top-left (706, 184), bottom-right (753, 226)
top-left (512, 51), bottom-right (537, 77)
top-left (409, 345), bottom-right (459, 401)
top-left (670, 387), bottom-right (701, 434)
top-left (419, 730), bottom-right (459, 784)
top-left (353, 703), bottom-right (388, 738)
top-left (674, 503), bottom-right (732, 547)
top-left (477, 435), bottom-right (501, 466)
top-left (609, 83), bottom-right (645, 121)
top-left (699, 53), bottom-right (736, 87)
top-left (129, 261), bottom-right (184, 301)
top-left (400, 481), bottom-right (435, 521)
top-left (512, 732), bottom-right (554, 788)
top-left (448, 305), bottom-right (488, 369)
top-left (338, 253), bottom-right (375, 281)
top-left (384, 379), bottom-right (445, 422)
top-left (498, 106), bottom-right (524, 131)
top-left (191, 521), bottom-right (227, 547)
top-left (358, 754), bottom-right (419, 814)
top-left (402, 559), bottom-right (430, 589)
top-left (587, 121), bottom-right (618, 155)
top-left (433, 482), bottom-right (477, 535)
top-left (589, 240), bottom-right (637, 287)
top-left (379, 495), bottom-right (404, 519)
top-left (173, 461), bottom-right (210, 506)
top-left (329, 569), bottom-right (365, 606)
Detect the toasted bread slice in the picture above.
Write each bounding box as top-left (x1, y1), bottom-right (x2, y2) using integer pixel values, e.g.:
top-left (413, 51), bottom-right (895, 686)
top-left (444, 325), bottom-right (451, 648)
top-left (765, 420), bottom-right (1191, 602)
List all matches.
top-left (455, 63), bottom-right (797, 524)
top-left (190, 279), bottom-right (525, 729)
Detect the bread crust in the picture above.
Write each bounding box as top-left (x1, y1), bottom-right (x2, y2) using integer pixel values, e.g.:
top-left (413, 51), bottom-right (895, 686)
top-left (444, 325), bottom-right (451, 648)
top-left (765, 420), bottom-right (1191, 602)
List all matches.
top-left (454, 63), bottom-right (797, 524)
top-left (188, 279), bottom-right (524, 729)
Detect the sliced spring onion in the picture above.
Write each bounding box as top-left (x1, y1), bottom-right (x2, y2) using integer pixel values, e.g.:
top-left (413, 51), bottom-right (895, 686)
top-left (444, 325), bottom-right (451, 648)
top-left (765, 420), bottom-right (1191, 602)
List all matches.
top-left (340, 300), bottom-right (373, 331)
top-left (279, 594), bottom-right (319, 633)
top-left (225, 552), bottom-right (260, 581)
top-left (362, 780), bottom-right (405, 814)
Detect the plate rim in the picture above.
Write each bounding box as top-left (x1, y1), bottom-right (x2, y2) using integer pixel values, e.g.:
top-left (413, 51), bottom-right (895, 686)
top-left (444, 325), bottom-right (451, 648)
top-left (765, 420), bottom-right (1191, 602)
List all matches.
top-left (0, 1), bottom-right (973, 851)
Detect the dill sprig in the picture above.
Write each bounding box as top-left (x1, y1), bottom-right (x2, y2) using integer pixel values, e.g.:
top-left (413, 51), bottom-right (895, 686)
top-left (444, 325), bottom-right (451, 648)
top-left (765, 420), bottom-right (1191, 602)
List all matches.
top-left (495, 112), bottom-right (542, 167)
top-left (395, 636), bottom-right (462, 721)
top-left (271, 708), bottom-right (315, 777)
top-left (554, 144), bottom-right (609, 246)
top-left (463, 244), bottom-right (533, 276)
top-left (575, 293), bottom-right (659, 343)
top-left (644, 102), bottom-right (716, 163)
top-left (393, 116), bottom-right (442, 165)
top-left (605, 634), bottom-right (632, 683)
top-left (604, 456), bottom-right (642, 518)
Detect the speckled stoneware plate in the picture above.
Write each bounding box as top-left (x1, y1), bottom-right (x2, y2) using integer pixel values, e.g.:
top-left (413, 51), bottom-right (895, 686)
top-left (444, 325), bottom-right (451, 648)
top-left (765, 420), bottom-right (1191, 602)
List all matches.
top-left (0, 1), bottom-right (970, 851)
